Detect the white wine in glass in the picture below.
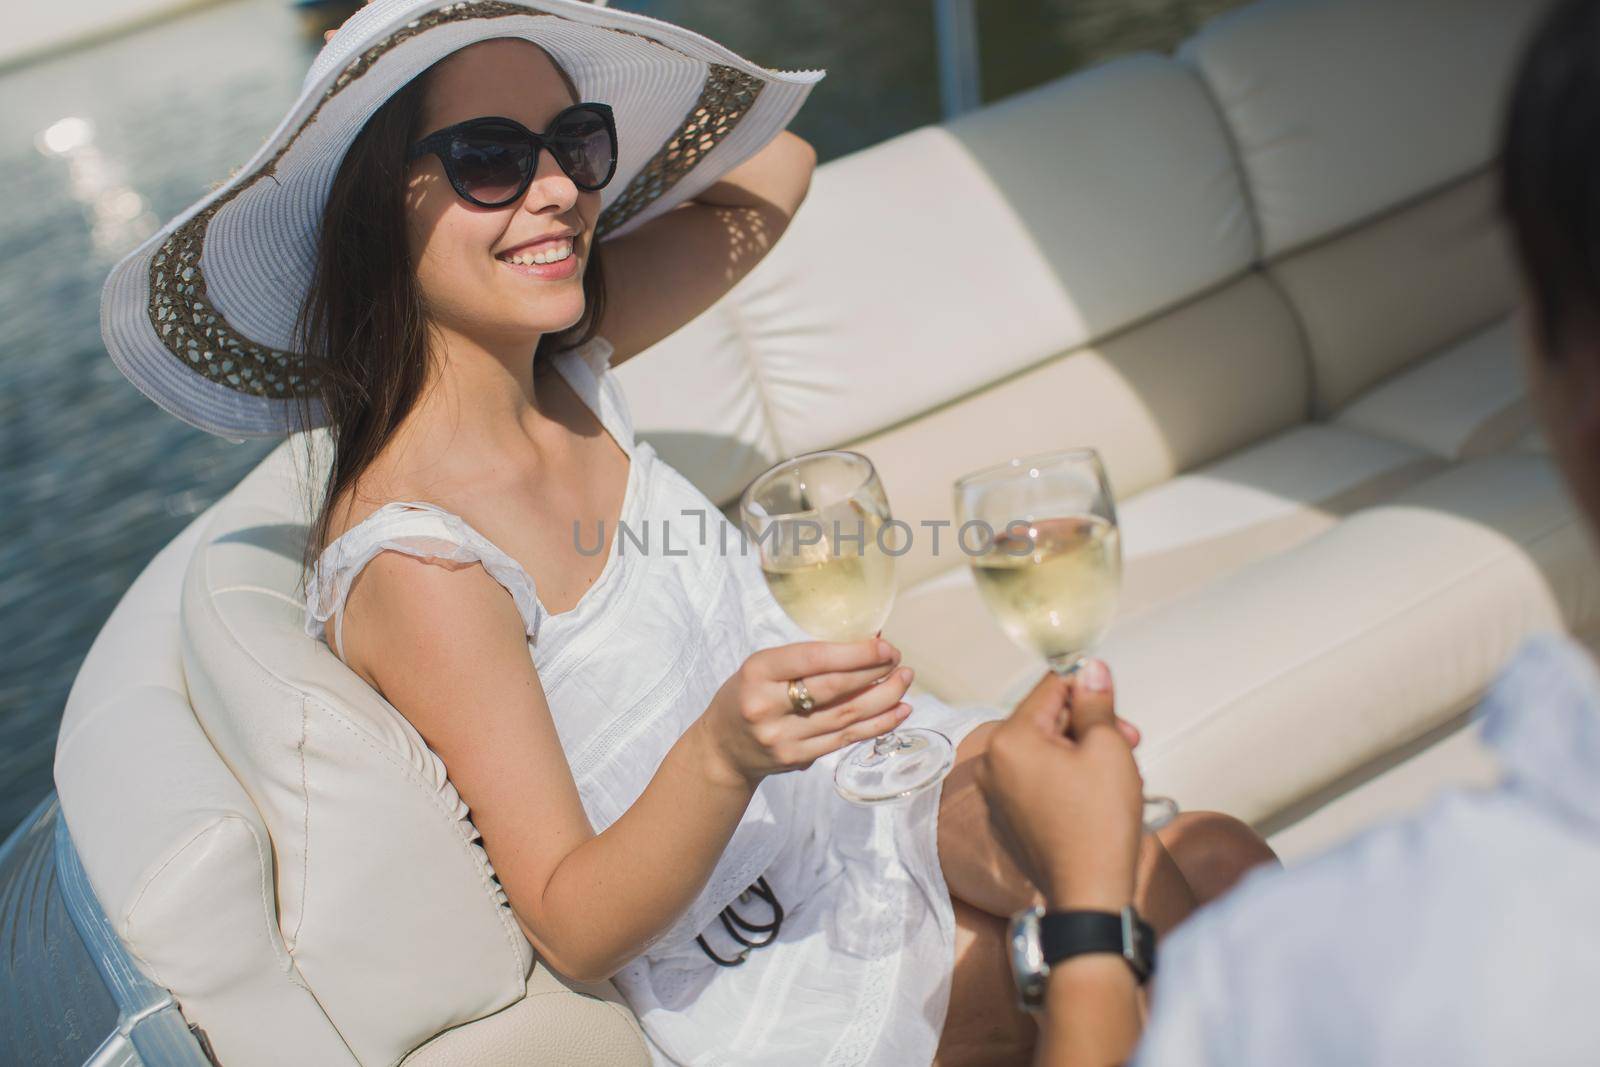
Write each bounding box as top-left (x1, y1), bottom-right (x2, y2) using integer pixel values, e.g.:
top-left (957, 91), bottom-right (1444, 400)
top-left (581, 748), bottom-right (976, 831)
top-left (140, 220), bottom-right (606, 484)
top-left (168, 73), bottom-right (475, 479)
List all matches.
top-left (971, 515), bottom-right (1122, 672)
top-left (740, 449), bottom-right (955, 804)
top-left (954, 448), bottom-right (1178, 831)
top-left (760, 500), bottom-right (896, 641)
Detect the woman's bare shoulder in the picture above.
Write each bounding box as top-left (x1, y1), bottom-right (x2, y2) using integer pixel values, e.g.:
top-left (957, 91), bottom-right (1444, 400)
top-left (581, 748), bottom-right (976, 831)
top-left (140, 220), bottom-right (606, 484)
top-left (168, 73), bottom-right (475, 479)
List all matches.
top-left (320, 457), bottom-right (515, 549)
top-left (340, 541), bottom-right (535, 692)
top-left (323, 478), bottom-right (538, 673)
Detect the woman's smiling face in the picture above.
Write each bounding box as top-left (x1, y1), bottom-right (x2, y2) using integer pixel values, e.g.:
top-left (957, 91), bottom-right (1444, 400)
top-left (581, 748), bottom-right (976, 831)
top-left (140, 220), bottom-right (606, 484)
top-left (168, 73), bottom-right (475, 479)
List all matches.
top-left (404, 38), bottom-right (599, 349)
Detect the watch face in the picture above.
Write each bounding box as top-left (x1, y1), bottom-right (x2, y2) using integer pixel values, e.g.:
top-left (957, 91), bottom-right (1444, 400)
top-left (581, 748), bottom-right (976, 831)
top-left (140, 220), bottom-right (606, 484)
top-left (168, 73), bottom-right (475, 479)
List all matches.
top-left (1117, 905), bottom-right (1155, 983)
top-left (1008, 905), bottom-right (1047, 1013)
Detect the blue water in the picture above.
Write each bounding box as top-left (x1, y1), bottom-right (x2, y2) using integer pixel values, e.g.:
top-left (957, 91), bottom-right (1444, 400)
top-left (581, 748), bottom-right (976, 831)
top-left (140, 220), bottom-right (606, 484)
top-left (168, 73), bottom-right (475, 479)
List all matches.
top-left (0, 0), bottom-right (1241, 840)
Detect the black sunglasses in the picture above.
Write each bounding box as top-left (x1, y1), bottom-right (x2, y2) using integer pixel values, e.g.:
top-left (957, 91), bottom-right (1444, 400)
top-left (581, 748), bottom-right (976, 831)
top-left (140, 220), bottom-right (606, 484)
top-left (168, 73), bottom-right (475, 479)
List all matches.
top-left (406, 102), bottom-right (618, 207)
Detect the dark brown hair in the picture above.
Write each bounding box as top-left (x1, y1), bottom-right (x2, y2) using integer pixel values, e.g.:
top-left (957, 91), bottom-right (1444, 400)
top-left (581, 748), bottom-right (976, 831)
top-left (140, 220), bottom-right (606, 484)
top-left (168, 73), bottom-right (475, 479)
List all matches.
top-left (291, 50), bottom-right (607, 584)
top-left (1500, 0), bottom-right (1600, 361)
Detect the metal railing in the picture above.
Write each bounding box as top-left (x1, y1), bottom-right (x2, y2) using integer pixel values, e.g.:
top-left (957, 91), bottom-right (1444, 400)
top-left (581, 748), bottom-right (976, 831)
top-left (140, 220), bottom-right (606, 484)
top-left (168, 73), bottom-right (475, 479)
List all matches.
top-left (933, 0), bottom-right (982, 118)
top-left (51, 799), bottom-right (216, 1067)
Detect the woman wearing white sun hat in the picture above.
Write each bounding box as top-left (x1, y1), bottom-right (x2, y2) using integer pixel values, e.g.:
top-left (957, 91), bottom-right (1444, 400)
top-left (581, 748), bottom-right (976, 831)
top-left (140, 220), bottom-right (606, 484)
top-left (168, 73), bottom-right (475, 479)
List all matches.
top-left (97, 1), bottom-right (1257, 1062)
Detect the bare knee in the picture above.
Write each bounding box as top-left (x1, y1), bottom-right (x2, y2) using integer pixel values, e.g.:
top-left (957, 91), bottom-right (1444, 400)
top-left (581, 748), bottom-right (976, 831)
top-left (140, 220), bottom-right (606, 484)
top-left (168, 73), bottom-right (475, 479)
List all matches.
top-left (936, 897), bottom-right (1038, 1067)
top-left (937, 722), bottom-right (1044, 919)
top-left (1155, 811), bottom-right (1280, 905)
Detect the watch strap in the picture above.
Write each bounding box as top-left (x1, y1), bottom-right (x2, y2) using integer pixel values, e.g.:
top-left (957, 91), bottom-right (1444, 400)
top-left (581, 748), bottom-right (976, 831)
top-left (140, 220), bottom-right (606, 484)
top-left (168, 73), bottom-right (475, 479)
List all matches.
top-left (1039, 907), bottom-right (1155, 984)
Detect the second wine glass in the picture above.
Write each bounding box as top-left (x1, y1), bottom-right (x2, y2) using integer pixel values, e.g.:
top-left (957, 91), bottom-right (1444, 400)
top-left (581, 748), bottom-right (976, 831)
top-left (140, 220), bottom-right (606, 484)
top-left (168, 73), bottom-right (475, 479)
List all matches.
top-left (740, 449), bottom-right (955, 805)
top-left (953, 447), bottom-right (1178, 831)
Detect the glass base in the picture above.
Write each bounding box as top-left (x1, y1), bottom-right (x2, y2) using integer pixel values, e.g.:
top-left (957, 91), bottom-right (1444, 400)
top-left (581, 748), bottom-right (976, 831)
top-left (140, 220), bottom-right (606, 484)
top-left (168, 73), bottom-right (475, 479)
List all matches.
top-left (1046, 656), bottom-right (1180, 833)
top-left (834, 727), bottom-right (956, 805)
top-left (1143, 794), bottom-right (1179, 832)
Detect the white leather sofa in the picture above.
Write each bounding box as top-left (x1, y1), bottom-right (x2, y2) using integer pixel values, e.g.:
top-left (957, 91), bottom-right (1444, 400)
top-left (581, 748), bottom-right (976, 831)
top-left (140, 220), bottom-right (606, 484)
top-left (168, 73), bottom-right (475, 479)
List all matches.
top-left (53, 0), bottom-right (1598, 1063)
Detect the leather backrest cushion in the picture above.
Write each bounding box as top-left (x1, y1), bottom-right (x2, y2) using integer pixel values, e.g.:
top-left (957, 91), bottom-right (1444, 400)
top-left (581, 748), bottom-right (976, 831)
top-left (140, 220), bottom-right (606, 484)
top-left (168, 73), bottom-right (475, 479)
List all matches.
top-left (177, 437), bottom-right (534, 1066)
top-left (1181, 0), bottom-right (1554, 258)
top-left (849, 272), bottom-right (1310, 589)
top-left (1270, 169), bottom-right (1519, 413)
top-left (618, 52), bottom-right (1258, 505)
top-left (54, 507), bottom-right (356, 1067)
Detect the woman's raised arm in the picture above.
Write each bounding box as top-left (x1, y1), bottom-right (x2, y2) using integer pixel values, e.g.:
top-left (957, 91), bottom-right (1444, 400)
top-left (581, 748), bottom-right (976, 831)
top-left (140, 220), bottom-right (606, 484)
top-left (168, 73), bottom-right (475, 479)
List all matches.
top-left (594, 130), bottom-right (818, 367)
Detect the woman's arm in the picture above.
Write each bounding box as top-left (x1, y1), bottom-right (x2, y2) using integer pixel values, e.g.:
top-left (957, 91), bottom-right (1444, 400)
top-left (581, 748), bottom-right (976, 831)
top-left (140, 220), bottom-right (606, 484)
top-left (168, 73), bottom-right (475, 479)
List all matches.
top-left (342, 546), bottom-right (907, 982)
top-left (594, 130), bottom-right (818, 366)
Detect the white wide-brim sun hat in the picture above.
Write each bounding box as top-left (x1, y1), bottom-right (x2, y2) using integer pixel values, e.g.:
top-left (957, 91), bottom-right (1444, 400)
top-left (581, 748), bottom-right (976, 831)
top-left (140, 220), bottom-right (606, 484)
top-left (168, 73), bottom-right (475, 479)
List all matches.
top-left (100, 0), bottom-right (823, 443)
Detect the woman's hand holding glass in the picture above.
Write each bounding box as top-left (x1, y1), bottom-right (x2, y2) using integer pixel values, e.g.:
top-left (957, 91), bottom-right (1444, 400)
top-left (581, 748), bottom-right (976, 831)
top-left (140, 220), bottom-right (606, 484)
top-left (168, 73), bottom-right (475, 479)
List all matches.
top-left (694, 639), bottom-right (915, 789)
top-left (740, 450), bottom-right (957, 803)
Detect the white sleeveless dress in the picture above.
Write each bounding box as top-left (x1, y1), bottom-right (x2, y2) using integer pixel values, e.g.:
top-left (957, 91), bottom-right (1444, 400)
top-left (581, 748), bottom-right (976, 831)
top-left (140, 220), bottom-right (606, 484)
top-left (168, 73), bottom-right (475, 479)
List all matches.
top-left (303, 335), bottom-right (1010, 1066)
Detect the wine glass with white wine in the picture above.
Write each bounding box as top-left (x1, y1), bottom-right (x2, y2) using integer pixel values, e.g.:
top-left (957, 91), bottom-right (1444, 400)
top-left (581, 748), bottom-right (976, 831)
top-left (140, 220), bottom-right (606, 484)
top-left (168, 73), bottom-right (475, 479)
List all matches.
top-left (740, 449), bottom-right (956, 804)
top-left (953, 447), bottom-right (1178, 831)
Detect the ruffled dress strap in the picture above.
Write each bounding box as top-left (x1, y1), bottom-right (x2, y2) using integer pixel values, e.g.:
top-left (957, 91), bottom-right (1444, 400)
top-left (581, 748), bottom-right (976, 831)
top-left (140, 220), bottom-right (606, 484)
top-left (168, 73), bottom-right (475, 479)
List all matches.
top-left (554, 334), bottom-right (635, 453)
top-left (304, 500), bottom-right (545, 662)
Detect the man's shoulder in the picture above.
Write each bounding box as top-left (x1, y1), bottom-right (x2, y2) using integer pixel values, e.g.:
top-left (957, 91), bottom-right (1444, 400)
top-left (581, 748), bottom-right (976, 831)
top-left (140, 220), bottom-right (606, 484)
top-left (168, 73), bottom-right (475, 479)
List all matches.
top-left (1201, 631), bottom-right (1600, 963)
top-left (1132, 788), bottom-right (1510, 1065)
top-left (1135, 634), bottom-right (1600, 1065)
top-left (1169, 785), bottom-right (1511, 975)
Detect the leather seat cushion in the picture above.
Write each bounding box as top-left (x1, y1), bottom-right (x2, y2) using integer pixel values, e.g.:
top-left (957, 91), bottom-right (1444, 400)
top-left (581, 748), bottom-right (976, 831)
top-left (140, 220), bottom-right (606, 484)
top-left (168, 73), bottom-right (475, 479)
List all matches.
top-left (1115, 454), bottom-right (1598, 822)
top-left (1337, 316), bottom-right (1534, 460)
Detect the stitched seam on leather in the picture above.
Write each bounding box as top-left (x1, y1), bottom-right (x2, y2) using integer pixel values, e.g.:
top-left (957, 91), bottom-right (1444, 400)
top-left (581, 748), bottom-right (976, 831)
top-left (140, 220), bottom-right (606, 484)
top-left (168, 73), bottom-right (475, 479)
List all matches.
top-left (123, 819), bottom-right (220, 924)
top-left (215, 584), bottom-right (302, 608)
top-left (1143, 510), bottom-right (1580, 767)
top-left (291, 698), bottom-right (310, 952)
top-left (235, 809), bottom-right (322, 999)
top-left (197, 543), bottom-right (530, 1000)
top-left (122, 813), bottom-right (320, 1003)
top-left (120, 820), bottom-right (220, 989)
top-left (191, 546), bottom-right (359, 1021)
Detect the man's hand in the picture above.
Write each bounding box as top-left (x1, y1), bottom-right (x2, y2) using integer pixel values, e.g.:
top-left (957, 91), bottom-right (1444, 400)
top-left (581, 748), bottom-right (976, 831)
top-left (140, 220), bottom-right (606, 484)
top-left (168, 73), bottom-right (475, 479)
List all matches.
top-left (974, 660), bottom-right (1146, 911)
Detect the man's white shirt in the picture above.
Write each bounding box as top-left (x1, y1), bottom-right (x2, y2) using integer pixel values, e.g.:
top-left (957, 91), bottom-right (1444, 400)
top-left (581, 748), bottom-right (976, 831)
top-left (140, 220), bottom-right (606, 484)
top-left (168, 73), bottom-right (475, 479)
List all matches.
top-left (1132, 633), bottom-right (1600, 1066)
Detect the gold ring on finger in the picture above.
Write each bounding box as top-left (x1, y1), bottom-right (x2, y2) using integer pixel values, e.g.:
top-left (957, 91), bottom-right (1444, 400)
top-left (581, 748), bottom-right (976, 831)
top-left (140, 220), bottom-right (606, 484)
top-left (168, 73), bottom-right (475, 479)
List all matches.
top-left (787, 678), bottom-right (816, 713)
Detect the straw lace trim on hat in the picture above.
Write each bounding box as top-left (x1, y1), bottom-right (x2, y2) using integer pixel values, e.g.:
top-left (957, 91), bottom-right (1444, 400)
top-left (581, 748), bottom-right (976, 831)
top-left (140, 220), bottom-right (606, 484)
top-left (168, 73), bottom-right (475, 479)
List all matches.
top-left (147, 0), bottom-right (763, 405)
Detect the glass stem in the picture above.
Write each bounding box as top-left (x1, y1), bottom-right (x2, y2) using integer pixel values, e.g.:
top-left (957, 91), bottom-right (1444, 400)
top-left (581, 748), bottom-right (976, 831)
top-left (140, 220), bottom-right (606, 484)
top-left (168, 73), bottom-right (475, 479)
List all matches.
top-left (1050, 654), bottom-right (1182, 831)
top-left (1048, 654), bottom-right (1087, 677)
top-left (870, 731), bottom-right (901, 757)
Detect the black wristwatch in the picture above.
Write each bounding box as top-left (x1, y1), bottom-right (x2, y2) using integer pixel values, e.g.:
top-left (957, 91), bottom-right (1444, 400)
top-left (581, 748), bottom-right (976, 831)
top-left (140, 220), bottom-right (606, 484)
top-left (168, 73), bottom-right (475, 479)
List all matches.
top-left (1007, 904), bottom-right (1156, 1012)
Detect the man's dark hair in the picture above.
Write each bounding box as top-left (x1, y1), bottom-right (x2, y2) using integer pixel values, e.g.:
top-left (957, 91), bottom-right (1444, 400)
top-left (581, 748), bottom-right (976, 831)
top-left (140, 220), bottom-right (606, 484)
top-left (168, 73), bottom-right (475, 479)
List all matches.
top-left (1501, 0), bottom-right (1600, 361)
